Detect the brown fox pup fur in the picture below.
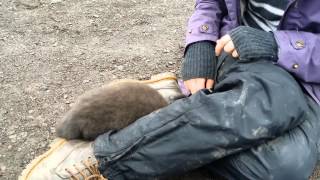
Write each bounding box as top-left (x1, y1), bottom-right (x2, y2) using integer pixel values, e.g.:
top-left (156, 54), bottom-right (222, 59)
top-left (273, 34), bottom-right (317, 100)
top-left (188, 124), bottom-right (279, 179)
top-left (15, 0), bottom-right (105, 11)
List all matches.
top-left (56, 81), bottom-right (168, 140)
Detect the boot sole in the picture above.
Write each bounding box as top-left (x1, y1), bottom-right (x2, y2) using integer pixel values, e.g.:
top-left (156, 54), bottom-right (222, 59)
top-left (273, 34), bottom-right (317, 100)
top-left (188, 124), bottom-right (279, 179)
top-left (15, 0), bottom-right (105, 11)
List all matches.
top-left (19, 138), bottom-right (67, 180)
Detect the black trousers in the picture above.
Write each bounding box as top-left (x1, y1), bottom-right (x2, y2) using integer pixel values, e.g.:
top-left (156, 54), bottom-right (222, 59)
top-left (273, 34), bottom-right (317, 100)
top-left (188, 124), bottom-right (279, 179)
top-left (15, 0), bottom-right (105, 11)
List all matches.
top-left (94, 53), bottom-right (320, 180)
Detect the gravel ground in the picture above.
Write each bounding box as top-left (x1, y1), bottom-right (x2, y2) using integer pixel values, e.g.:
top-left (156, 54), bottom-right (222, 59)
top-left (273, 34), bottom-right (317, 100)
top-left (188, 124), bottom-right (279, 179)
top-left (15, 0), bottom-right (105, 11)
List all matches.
top-left (0, 0), bottom-right (192, 179)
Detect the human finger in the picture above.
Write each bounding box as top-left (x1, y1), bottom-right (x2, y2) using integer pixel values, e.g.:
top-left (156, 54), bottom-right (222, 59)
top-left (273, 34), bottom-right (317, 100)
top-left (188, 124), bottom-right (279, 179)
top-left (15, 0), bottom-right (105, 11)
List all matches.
top-left (215, 35), bottom-right (232, 56)
top-left (184, 78), bottom-right (206, 94)
top-left (232, 50), bottom-right (239, 58)
top-left (205, 79), bottom-right (214, 89)
top-left (223, 40), bottom-right (235, 54)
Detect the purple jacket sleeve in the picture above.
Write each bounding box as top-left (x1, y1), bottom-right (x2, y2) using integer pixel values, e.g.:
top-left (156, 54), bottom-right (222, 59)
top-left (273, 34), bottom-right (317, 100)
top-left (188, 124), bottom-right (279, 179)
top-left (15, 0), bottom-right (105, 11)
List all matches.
top-left (185, 0), bottom-right (226, 46)
top-left (274, 30), bottom-right (320, 84)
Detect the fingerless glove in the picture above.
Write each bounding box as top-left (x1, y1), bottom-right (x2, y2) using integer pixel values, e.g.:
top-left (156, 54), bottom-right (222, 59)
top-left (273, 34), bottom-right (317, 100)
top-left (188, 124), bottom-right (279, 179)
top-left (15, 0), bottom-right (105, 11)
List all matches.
top-left (229, 26), bottom-right (278, 62)
top-left (182, 41), bottom-right (217, 80)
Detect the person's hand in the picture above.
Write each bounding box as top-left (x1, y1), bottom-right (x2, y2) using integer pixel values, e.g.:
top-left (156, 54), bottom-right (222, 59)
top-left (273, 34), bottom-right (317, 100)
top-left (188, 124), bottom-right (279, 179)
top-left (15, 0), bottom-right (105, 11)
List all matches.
top-left (184, 78), bottom-right (214, 94)
top-left (215, 34), bottom-right (239, 58)
top-left (214, 26), bottom-right (278, 62)
top-left (181, 41), bottom-right (217, 94)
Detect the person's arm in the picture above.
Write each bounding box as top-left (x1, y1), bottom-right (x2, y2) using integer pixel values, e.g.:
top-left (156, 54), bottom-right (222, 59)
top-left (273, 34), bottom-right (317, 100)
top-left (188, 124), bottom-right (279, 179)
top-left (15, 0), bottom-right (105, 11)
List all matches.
top-left (215, 27), bottom-right (320, 84)
top-left (186, 0), bottom-right (226, 46)
top-left (183, 0), bottom-right (226, 94)
top-left (274, 31), bottom-right (320, 83)
top-left (182, 41), bottom-right (216, 94)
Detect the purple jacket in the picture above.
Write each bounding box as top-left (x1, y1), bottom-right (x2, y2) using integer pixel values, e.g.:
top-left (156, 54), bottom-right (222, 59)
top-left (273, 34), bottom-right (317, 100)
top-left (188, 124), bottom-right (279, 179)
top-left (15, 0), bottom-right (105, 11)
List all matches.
top-left (186, 0), bottom-right (320, 105)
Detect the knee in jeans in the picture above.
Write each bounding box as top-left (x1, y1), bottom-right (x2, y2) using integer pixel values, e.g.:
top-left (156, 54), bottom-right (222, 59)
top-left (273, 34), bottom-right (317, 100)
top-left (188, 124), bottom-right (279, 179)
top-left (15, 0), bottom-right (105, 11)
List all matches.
top-left (264, 138), bottom-right (317, 180)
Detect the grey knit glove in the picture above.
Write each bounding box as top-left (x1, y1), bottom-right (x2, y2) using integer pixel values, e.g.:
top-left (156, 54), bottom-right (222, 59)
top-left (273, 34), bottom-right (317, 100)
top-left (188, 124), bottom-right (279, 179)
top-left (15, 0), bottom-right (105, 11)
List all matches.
top-left (182, 41), bottom-right (217, 81)
top-left (229, 26), bottom-right (278, 62)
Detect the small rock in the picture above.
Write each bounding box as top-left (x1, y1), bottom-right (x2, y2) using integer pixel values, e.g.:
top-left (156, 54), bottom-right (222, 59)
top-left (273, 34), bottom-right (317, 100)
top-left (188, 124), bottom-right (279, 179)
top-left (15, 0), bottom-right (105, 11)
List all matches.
top-left (9, 134), bottom-right (16, 139)
top-left (29, 120), bottom-right (39, 127)
top-left (178, 43), bottom-right (185, 49)
top-left (39, 85), bottom-right (49, 91)
top-left (50, 127), bottom-right (56, 133)
top-left (163, 49), bottom-right (170, 53)
top-left (0, 164), bottom-right (6, 176)
top-left (17, 148), bottom-right (22, 152)
top-left (7, 145), bottom-right (12, 150)
top-left (28, 110), bottom-right (34, 114)
top-left (7, 129), bottom-right (15, 135)
top-left (83, 79), bottom-right (90, 83)
top-left (116, 65), bottom-right (124, 71)
top-left (21, 132), bottom-right (28, 138)
top-left (27, 115), bottom-right (34, 120)
top-left (65, 101), bottom-right (70, 104)
top-left (19, 0), bottom-right (40, 9)
top-left (168, 61), bottom-right (174, 65)
top-left (51, 0), bottom-right (63, 4)
top-left (76, 51), bottom-right (85, 56)
top-left (63, 94), bottom-right (68, 99)
top-left (0, 109), bottom-right (8, 115)
top-left (8, 6), bottom-right (16, 11)
top-left (41, 142), bottom-right (47, 148)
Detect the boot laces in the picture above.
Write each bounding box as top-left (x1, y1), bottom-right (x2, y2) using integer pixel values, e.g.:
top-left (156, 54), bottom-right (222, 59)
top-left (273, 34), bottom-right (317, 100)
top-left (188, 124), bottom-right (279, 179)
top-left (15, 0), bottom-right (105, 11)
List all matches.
top-left (65, 157), bottom-right (107, 180)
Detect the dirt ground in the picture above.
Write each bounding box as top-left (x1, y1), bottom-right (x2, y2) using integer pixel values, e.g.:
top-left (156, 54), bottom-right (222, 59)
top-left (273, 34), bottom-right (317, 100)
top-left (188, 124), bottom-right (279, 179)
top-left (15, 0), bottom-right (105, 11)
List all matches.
top-left (0, 0), bottom-right (192, 179)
